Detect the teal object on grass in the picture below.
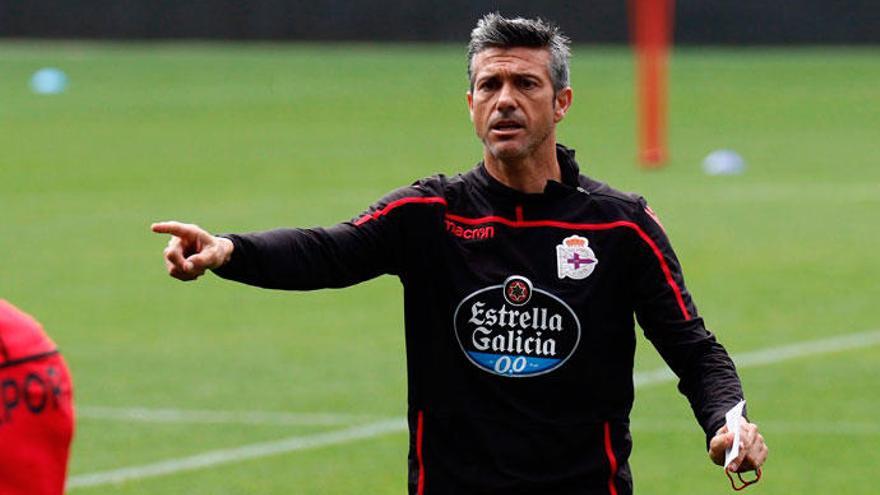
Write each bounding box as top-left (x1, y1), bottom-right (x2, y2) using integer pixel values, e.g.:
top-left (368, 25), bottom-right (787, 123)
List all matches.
top-left (30, 68), bottom-right (68, 94)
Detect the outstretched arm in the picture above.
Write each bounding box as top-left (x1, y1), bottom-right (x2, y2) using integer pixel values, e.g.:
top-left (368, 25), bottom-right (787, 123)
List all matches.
top-left (151, 183), bottom-right (446, 290)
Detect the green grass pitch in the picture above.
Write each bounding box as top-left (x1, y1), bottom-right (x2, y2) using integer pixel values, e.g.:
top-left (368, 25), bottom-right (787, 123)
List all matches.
top-left (1, 42), bottom-right (878, 494)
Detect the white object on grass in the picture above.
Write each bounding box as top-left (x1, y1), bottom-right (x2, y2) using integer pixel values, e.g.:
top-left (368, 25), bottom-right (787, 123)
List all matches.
top-left (724, 400), bottom-right (746, 469)
top-left (703, 149), bottom-right (745, 175)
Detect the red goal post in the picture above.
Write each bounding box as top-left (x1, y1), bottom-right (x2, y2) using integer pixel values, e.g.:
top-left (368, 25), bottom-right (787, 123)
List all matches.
top-left (628, 0), bottom-right (675, 167)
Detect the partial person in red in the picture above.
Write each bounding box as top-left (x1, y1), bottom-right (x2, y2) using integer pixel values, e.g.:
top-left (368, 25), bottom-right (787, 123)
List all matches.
top-left (0, 300), bottom-right (75, 495)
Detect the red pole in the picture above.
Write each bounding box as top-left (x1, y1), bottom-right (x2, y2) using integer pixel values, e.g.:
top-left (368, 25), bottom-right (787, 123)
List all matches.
top-left (629, 0), bottom-right (674, 167)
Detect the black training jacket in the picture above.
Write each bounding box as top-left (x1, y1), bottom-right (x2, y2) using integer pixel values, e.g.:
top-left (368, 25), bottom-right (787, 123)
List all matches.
top-left (214, 144), bottom-right (745, 495)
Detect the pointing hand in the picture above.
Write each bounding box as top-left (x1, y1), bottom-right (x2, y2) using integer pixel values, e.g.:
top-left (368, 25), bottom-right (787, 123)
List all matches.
top-left (151, 221), bottom-right (234, 281)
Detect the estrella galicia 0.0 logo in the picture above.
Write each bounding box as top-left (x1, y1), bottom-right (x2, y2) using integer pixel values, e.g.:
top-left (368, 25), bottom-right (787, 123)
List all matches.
top-left (453, 275), bottom-right (581, 378)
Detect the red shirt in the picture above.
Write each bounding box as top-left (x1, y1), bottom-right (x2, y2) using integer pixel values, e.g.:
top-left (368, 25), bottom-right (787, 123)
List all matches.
top-left (0, 300), bottom-right (74, 495)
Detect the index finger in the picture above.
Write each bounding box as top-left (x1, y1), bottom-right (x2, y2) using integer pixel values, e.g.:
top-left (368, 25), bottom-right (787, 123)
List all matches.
top-left (151, 221), bottom-right (198, 237)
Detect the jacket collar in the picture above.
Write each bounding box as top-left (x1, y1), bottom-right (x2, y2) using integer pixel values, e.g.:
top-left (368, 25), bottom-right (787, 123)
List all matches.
top-left (474, 143), bottom-right (582, 201)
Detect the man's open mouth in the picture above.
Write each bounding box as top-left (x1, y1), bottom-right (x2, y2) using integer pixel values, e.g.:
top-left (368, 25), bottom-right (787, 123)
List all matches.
top-left (491, 120), bottom-right (525, 134)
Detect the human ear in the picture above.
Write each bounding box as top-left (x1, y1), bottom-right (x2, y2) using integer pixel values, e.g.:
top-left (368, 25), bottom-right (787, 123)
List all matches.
top-left (553, 87), bottom-right (573, 122)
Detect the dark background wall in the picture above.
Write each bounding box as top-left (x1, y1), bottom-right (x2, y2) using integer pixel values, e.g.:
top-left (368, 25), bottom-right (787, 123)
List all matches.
top-left (1, 0), bottom-right (878, 44)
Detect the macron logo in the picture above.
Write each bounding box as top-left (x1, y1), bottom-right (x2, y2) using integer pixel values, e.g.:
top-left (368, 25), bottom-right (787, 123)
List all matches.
top-left (445, 220), bottom-right (495, 240)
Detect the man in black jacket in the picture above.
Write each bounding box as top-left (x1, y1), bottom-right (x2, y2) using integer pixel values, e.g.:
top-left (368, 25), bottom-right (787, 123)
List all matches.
top-left (153, 14), bottom-right (767, 494)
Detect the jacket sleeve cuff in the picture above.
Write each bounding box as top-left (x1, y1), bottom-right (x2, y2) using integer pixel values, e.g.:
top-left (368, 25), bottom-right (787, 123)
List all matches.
top-left (211, 234), bottom-right (244, 280)
top-left (704, 403), bottom-right (749, 450)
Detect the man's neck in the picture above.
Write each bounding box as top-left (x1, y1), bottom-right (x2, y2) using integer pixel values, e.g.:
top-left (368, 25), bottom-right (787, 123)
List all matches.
top-left (483, 139), bottom-right (561, 194)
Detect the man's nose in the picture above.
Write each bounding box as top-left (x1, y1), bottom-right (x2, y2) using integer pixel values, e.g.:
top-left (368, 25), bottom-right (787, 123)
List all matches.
top-left (496, 82), bottom-right (518, 111)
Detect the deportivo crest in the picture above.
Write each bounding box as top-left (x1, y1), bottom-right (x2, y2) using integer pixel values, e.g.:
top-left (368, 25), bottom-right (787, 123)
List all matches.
top-left (556, 235), bottom-right (598, 280)
top-left (453, 275), bottom-right (581, 378)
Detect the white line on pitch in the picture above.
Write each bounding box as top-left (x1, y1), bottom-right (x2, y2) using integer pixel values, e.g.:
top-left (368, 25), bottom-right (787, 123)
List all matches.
top-left (76, 406), bottom-right (375, 426)
top-left (66, 418), bottom-right (406, 490)
top-left (74, 330), bottom-right (880, 428)
top-left (68, 328), bottom-right (880, 490)
top-left (630, 418), bottom-right (880, 436)
top-left (634, 328), bottom-right (880, 387)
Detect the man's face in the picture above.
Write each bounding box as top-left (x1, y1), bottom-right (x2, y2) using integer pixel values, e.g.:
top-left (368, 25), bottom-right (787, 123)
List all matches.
top-left (467, 47), bottom-right (572, 161)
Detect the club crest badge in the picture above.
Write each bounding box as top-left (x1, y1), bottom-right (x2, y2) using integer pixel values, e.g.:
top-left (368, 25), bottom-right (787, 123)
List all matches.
top-left (556, 235), bottom-right (598, 280)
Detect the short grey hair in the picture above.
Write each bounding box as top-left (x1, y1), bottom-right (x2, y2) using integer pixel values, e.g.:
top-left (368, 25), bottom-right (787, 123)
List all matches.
top-left (467, 13), bottom-right (571, 93)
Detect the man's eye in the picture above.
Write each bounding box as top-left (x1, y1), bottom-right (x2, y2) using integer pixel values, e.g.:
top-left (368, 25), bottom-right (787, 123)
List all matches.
top-left (479, 80), bottom-right (499, 91)
top-left (518, 78), bottom-right (537, 89)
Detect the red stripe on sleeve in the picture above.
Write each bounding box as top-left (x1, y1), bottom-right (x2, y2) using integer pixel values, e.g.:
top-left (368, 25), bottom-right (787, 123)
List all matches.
top-left (626, 223), bottom-right (692, 320)
top-left (354, 197), bottom-right (447, 226)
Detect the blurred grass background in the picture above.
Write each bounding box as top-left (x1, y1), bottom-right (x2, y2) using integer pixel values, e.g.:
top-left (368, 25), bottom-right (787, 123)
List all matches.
top-left (1, 43), bottom-right (878, 493)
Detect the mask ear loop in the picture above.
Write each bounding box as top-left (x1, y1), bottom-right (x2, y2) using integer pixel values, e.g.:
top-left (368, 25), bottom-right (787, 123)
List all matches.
top-left (726, 467), bottom-right (762, 491)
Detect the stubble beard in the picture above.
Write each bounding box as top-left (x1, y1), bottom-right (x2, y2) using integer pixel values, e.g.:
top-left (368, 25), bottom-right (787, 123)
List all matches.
top-left (483, 121), bottom-right (554, 163)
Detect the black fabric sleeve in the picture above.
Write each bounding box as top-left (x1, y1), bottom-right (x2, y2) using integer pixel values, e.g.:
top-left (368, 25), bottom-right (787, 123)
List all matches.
top-left (212, 184), bottom-right (444, 290)
top-left (630, 198), bottom-right (745, 448)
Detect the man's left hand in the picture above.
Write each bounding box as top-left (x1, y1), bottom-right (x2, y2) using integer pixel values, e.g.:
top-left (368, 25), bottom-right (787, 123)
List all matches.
top-left (708, 420), bottom-right (768, 472)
